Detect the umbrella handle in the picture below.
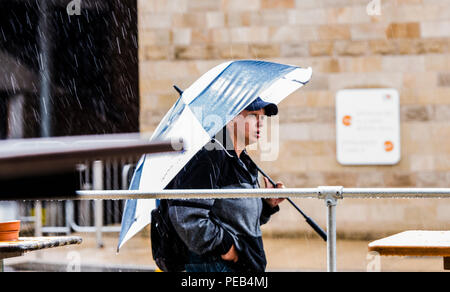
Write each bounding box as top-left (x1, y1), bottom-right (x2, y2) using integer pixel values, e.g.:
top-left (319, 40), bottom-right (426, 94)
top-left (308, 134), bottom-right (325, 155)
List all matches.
top-left (256, 166), bottom-right (327, 242)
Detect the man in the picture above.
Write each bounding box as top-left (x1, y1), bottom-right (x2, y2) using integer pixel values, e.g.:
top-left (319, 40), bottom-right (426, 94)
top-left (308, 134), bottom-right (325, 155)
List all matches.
top-left (166, 97), bottom-right (285, 272)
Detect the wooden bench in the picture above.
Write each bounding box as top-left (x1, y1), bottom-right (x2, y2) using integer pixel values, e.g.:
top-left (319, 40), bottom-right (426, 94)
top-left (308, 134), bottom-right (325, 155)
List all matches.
top-left (368, 230), bottom-right (450, 271)
top-left (0, 236), bottom-right (82, 272)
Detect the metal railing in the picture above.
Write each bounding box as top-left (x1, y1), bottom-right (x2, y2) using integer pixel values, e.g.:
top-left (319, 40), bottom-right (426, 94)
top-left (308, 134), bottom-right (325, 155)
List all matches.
top-left (21, 158), bottom-right (138, 248)
top-left (73, 187), bottom-right (450, 272)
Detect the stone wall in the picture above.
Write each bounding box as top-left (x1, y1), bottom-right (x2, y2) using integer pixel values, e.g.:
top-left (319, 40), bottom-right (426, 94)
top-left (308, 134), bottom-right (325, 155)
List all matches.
top-left (138, 0), bottom-right (450, 238)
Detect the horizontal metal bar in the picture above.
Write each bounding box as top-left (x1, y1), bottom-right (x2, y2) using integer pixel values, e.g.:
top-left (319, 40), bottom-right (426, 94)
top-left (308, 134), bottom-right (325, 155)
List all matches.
top-left (75, 188), bottom-right (319, 200)
top-left (342, 188), bottom-right (450, 198)
top-left (71, 187), bottom-right (450, 201)
top-left (41, 226), bottom-right (71, 234)
top-left (69, 224), bottom-right (121, 233)
top-left (2, 188), bottom-right (449, 202)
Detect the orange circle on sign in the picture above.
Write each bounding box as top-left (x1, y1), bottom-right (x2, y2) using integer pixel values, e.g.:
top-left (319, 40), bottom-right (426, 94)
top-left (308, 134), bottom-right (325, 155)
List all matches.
top-left (384, 141), bottom-right (394, 152)
top-left (342, 115), bottom-right (352, 126)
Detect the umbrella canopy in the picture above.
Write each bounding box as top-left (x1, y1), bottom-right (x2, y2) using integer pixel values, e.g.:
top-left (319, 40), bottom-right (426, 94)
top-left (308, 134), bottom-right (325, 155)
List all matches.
top-left (118, 60), bottom-right (312, 251)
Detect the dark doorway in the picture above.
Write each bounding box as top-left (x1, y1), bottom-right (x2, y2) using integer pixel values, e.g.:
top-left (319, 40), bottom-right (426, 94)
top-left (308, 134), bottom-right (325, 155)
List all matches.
top-left (0, 0), bottom-right (139, 138)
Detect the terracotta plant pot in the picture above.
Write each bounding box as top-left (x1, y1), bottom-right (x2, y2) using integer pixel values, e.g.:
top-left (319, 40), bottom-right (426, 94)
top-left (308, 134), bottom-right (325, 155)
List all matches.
top-left (0, 220), bottom-right (20, 241)
top-left (0, 230), bottom-right (20, 241)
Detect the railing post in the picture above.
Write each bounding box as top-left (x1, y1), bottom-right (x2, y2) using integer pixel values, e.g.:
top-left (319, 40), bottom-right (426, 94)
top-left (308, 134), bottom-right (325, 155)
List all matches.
top-left (93, 160), bottom-right (104, 248)
top-left (318, 186), bottom-right (343, 272)
top-left (35, 201), bottom-right (42, 237)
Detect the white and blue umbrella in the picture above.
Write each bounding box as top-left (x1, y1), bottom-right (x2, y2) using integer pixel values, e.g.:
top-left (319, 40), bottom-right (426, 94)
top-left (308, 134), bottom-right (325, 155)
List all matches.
top-left (117, 60), bottom-right (312, 251)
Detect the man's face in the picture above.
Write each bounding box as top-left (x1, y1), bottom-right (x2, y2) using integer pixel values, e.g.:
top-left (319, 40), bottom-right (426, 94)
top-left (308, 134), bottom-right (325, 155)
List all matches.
top-left (230, 108), bottom-right (266, 147)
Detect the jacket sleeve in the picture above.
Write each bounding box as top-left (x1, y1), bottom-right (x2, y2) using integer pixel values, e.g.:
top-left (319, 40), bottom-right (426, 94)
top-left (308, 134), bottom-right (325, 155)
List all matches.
top-left (260, 199), bottom-right (280, 225)
top-left (167, 153), bottom-right (234, 256)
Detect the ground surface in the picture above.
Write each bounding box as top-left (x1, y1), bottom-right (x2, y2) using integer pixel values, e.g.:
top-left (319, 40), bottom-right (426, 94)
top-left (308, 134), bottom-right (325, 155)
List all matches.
top-left (3, 233), bottom-right (447, 272)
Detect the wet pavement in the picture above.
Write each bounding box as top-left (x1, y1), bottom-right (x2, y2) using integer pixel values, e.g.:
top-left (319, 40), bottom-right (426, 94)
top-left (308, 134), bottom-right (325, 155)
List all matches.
top-left (3, 232), bottom-right (447, 272)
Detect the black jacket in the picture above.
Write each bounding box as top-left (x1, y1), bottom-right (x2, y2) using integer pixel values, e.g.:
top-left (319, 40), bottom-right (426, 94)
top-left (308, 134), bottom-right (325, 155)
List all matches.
top-left (166, 128), bottom-right (279, 272)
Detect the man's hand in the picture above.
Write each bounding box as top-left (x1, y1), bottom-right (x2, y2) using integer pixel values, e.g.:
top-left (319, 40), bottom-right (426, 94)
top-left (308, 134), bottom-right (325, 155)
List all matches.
top-left (221, 244), bottom-right (238, 263)
top-left (263, 177), bottom-right (285, 208)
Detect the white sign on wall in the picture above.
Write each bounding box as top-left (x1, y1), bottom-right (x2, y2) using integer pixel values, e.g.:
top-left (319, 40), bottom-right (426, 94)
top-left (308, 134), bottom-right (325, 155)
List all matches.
top-left (336, 89), bottom-right (401, 165)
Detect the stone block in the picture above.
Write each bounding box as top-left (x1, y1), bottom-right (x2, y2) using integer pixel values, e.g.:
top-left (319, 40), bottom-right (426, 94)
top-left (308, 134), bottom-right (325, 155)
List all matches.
top-left (309, 41), bottom-right (334, 56)
top-left (415, 88), bottom-right (450, 105)
top-left (410, 155), bottom-right (435, 171)
top-left (269, 26), bottom-right (317, 42)
top-left (140, 93), bottom-right (159, 110)
top-left (222, 0), bottom-right (261, 11)
top-left (217, 44), bottom-right (250, 59)
top-left (425, 55), bottom-right (450, 71)
top-left (318, 58), bottom-right (341, 73)
top-left (318, 25), bottom-right (351, 40)
top-left (190, 29), bottom-right (214, 44)
top-left (401, 105), bottom-right (434, 122)
top-left (421, 21), bottom-right (450, 38)
top-left (139, 0), bottom-right (187, 13)
top-left (403, 72), bottom-right (437, 90)
top-left (434, 104), bottom-right (450, 121)
top-left (139, 79), bottom-right (175, 95)
top-left (280, 44), bottom-right (309, 58)
top-left (434, 155), bottom-right (450, 171)
top-left (141, 45), bottom-right (172, 61)
top-left (328, 72), bottom-right (403, 90)
top-left (305, 90), bottom-right (335, 107)
top-left (174, 45), bottom-right (217, 60)
top-left (254, 11), bottom-right (290, 26)
top-left (303, 73), bottom-right (329, 90)
top-left (139, 29), bottom-right (172, 46)
top-left (294, 0), bottom-right (320, 9)
top-left (386, 22), bottom-right (421, 39)
top-left (356, 172), bottom-right (385, 187)
top-left (230, 27), bottom-right (269, 43)
top-left (351, 23), bottom-right (388, 40)
top-left (323, 171), bottom-right (358, 186)
top-left (369, 39), bottom-right (397, 55)
top-left (334, 40), bottom-right (368, 56)
top-left (288, 9), bottom-right (327, 25)
top-left (396, 39), bottom-right (418, 55)
top-left (382, 55), bottom-right (425, 73)
top-left (187, 0), bottom-right (221, 11)
top-left (172, 28), bottom-right (191, 45)
top-left (310, 123), bottom-right (336, 141)
top-left (157, 93), bottom-right (179, 109)
top-left (416, 39), bottom-right (449, 54)
top-left (141, 60), bottom-right (200, 80)
top-left (415, 172), bottom-right (448, 187)
top-left (383, 171), bottom-right (414, 187)
top-left (249, 44), bottom-right (281, 59)
top-left (338, 56), bottom-right (382, 73)
top-left (278, 123), bottom-right (311, 141)
top-left (205, 12), bottom-right (225, 28)
top-left (139, 13), bottom-right (172, 29)
top-left (437, 202), bottom-right (450, 221)
top-left (438, 73), bottom-right (450, 87)
top-left (327, 6), bottom-right (370, 24)
top-left (210, 28), bottom-right (231, 43)
top-left (172, 12), bottom-right (207, 28)
top-left (261, 0), bottom-right (295, 9)
top-left (407, 122), bottom-right (433, 142)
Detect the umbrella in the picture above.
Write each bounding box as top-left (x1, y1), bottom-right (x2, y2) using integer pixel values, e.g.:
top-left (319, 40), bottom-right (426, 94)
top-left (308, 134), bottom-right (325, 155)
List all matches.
top-left (117, 60), bottom-right (312, 251)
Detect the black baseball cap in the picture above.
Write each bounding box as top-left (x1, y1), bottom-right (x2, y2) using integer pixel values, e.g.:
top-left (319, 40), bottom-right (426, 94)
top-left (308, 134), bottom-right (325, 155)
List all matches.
top-left (244, 97), bottom-right (278, 116)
